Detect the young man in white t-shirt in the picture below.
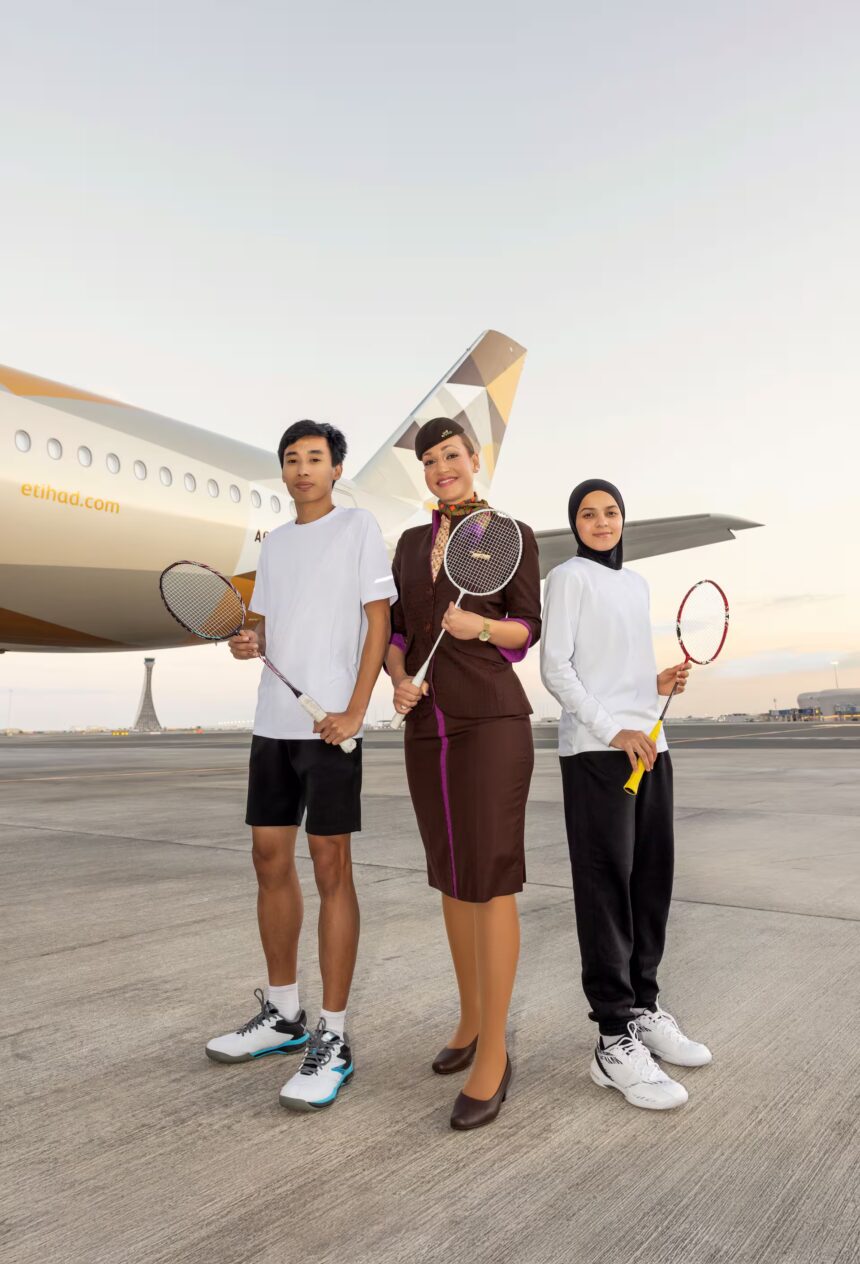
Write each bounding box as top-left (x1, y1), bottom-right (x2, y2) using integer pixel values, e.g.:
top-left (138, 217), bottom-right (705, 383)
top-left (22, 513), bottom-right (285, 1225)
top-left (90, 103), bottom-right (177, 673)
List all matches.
top-left (205, 420), bottom-right (396, 1112)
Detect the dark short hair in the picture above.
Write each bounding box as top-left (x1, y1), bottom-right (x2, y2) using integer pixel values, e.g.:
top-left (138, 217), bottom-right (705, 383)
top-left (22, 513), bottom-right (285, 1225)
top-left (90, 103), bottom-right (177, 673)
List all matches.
top-left (277, 420), bottom-right (348, 469)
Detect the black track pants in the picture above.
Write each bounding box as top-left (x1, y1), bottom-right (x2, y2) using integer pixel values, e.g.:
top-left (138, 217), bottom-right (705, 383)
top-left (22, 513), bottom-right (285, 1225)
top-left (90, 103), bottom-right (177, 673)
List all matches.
top-left (560, 750), bottom-right (674, 1036)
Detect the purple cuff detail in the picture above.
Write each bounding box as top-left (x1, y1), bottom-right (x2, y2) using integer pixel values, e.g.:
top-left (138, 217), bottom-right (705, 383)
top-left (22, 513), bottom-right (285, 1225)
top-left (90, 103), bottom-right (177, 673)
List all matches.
top-left (496, 617), bottom-right (533, 664)
top-left (382, 630), bottom-right (407, 678)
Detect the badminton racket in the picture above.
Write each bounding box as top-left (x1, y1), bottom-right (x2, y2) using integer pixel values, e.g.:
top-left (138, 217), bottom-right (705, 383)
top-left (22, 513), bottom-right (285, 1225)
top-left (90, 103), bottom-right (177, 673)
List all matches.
top-left (390, 509), bottom-right (523, 730)
top-left (159, 560), bottom-right (357, 754)
top-left (624, 579), bottom-right (729, 795)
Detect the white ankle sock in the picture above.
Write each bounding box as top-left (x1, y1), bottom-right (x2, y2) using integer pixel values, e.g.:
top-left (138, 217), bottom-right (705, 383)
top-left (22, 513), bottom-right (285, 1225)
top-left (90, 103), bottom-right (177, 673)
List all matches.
top-left (267, 983), bottom-right (300, 1022)
top-left (320, 1007), bottom-right (347, 1038)
top-left (600, 1033), bottom-right (624, 1048)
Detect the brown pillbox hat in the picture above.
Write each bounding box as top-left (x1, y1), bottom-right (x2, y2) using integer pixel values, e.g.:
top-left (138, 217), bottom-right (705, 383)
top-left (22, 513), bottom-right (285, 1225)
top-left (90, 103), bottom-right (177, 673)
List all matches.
top-left (414, 416), bottom-right (466, 460)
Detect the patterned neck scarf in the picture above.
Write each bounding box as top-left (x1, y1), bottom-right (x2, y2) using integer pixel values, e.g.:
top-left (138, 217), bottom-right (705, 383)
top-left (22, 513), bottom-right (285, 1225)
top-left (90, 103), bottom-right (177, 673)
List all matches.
top-left (431, 495), bottom-right (490, 581)
top-left (437, 493), bottom-right (490, 520)
top-left (430, 514), bottom-right (450, 582)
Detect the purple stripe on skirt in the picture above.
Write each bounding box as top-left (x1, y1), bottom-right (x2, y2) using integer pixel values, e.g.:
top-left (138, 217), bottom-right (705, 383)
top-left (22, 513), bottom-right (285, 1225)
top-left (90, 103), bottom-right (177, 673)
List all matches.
top-left (433, 699), bottom-right (458, 900)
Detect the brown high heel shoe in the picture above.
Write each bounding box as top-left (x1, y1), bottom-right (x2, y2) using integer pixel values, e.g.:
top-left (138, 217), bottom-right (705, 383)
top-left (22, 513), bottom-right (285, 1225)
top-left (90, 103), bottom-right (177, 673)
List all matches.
top-left (449, 1055), bottom-right (512, 1130)
top-left (432, 1035), bottom-right (478, 1075)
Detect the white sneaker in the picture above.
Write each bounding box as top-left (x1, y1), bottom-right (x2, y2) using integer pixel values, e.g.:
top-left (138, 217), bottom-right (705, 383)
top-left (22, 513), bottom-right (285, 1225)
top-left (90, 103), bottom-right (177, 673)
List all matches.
top-left (279, 1020), bottom-right (354, 1112)
top-left (636, 1004), bottom-right (713, 1067)
top-left (205, 989), bottom-right (309, 1063)
top-left (590, 1022), bottom-right (689, 1110)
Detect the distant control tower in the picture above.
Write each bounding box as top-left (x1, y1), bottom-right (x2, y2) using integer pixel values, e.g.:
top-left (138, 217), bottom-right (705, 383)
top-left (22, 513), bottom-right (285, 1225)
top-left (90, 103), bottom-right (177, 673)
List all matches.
top-left (132, 657), bottom-right (162, 733)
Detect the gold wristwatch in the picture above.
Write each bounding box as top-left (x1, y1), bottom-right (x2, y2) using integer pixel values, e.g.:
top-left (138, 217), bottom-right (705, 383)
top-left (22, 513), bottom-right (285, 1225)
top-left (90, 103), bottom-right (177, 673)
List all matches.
top-left (478, 618), bottom-right (492, 643)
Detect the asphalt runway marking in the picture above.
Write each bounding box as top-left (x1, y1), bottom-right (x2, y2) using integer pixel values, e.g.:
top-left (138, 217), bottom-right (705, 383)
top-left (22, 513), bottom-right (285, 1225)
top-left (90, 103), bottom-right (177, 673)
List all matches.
top-left (669, 733), bottom-right (788, 744)
top-left (670, 724), bottom-right (829, 743)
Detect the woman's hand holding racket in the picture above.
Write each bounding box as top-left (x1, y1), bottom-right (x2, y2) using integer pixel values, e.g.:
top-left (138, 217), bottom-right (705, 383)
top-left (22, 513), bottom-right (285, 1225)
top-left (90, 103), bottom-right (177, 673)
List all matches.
top-left (658, 661), bottom-right (691, 696)
top-left (440, 603), bottom-right (484, 640)
top-left (618, 661), bottom-right (693, 767)
top-left (392, 675), bottom-right (429, 718)
top-left (611, 729), bottom-right (659, 772)
top-left (623, 579), bottom-right (729, 796)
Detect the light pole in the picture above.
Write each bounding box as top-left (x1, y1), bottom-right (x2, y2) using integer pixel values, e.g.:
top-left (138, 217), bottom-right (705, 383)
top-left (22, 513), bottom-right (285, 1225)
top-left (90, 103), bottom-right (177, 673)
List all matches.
top-left (831, 661), bottom-right (840, 690)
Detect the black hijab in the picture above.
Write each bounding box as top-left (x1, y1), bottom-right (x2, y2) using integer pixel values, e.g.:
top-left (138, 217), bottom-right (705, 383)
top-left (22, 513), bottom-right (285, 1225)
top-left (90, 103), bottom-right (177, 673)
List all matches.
top-left (568, 479), bottom-right (626, 571)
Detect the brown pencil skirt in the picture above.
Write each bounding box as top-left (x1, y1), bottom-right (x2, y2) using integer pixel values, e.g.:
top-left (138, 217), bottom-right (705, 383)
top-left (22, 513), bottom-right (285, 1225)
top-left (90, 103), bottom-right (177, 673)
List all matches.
top-left (404, 702), bottom-right (534, 903)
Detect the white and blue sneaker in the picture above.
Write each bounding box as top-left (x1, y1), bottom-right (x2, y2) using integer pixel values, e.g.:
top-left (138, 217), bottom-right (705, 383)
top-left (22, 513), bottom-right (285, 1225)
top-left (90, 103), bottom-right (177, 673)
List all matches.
top-left (590, 1022), bottom-right (688, 1110)
top-left (635, 1003), bottom-right (713, 1067)
top-left (205, 989), bottom-right (309, 1063)
top-left (278, 1019), bottom-right (354, 1112)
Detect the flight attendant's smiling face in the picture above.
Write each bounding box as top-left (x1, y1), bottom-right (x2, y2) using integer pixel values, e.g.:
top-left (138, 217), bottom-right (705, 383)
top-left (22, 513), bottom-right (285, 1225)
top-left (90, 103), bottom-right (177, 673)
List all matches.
top-left (282, 435), bottom-right (342, 506)
top-left (576, 492), bottom-right (623, 551)
top-left (421, 435), bottom-right (480, 503)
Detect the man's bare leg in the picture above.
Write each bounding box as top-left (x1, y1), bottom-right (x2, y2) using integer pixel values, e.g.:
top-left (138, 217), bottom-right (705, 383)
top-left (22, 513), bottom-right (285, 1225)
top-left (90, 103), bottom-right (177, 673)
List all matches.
top-left (251, 825), bottom-right (303, 985)
top-left (307, 833), bottom-right (359, 1012)
top-left (205, 825), bottom-right (306, 1062)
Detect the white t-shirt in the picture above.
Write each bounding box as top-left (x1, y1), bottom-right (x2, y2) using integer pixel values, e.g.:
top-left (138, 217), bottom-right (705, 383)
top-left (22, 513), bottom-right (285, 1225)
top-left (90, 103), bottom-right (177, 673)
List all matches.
top-left (540, 557), bottom-right (668, 758)
top-left (250, 507), bottom-right (397, 740)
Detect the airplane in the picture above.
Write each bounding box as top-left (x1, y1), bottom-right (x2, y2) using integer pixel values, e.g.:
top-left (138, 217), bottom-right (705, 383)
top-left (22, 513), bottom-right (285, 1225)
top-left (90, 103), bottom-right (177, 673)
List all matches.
top-left (0, 330), bottom-right (760, 652)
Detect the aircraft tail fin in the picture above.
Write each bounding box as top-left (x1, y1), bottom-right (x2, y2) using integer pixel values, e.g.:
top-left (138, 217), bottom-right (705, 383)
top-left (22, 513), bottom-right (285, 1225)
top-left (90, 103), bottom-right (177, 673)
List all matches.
top-left (353, 330), bottom-right (527, 511)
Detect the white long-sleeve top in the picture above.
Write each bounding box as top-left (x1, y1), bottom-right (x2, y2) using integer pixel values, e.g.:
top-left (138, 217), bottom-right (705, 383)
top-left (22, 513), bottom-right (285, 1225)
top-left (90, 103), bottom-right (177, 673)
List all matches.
top-left (540, 557), bottom-right (668, 758)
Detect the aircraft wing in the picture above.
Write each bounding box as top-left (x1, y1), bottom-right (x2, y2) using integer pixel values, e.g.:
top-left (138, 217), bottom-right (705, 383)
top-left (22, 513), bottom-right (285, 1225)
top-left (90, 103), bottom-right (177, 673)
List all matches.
top-left (534, 514), bottom-right (762, 578)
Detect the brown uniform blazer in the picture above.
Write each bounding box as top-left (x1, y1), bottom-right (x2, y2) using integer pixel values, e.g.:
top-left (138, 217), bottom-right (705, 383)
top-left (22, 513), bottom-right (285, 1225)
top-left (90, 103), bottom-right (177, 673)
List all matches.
top-left (391, 513), bottom-right (542, 719)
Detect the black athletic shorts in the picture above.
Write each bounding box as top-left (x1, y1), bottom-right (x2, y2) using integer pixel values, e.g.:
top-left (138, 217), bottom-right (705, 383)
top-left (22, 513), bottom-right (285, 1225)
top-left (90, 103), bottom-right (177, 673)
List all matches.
top-left (245, 735), bottom-right (362, 835)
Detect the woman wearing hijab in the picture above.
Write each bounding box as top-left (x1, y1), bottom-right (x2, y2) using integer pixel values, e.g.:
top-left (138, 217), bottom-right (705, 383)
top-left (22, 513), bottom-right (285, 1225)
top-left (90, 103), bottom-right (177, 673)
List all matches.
top-left (540, 480), bottom-right (712, 1111)
top-left (385, 417), bottom-right (541, 1131)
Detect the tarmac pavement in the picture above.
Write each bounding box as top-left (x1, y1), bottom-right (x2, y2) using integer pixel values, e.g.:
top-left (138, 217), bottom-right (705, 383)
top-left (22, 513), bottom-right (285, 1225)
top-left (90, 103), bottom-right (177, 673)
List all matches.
top-left (1, 730), bottom-right (858, 1264)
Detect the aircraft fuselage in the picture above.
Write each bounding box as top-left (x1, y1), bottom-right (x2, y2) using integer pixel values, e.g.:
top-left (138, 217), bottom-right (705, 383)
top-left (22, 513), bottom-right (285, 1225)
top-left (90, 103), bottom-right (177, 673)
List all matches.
top-left (1, 387), bottom-right (411, 651)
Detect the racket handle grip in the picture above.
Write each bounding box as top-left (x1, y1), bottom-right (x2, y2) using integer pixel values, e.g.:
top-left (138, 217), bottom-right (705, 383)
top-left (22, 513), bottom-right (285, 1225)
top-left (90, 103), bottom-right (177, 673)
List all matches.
top-left (622, 720), bottom-right (663, 797)
top-left (389, 664), bottom-right (429, 731)
top-left (623, 761), bottom-right (647, 797)
top-left (298, 695), bottom-right (357, 754)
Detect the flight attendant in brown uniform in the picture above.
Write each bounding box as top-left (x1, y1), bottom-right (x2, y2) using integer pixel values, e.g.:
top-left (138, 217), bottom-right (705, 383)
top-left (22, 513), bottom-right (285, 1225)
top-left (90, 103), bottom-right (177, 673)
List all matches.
top-left (385, 417), bottom-right (541, 1130)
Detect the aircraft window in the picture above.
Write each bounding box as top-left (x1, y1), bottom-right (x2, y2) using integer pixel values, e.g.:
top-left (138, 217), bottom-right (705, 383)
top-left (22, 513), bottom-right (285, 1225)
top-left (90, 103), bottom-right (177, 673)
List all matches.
top-left (106, 452), bottom-right (121, 474)
top-left (48, 438), bottom-right (63, 460)
top-left (251, 490), bottom-right (261, 508)
top-left (229, 484), bottom-right (241, 503)
top-left (159, 466), bottom-right (173, 486)
top-left (77, 445), bottom-right (92, 467)
top-left (271, 495), bottom-right (281, 513)
top-left (184, 473), bottom-right (197, 492)
top-left (15, 430), bottom-right (31, 452)
top-left (134, 460), bottom-right (147, 480)
top-left (207, 478), bottom-right (220, 498)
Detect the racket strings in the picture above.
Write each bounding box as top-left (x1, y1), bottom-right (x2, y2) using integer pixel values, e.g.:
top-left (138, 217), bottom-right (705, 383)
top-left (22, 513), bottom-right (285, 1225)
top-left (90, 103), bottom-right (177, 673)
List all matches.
top-left (444, 510), bottom-right (522, 596)
top-left (160, 564), bottom-right (245, 640)
top-left (677, 583), bottom-right (729, 664)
